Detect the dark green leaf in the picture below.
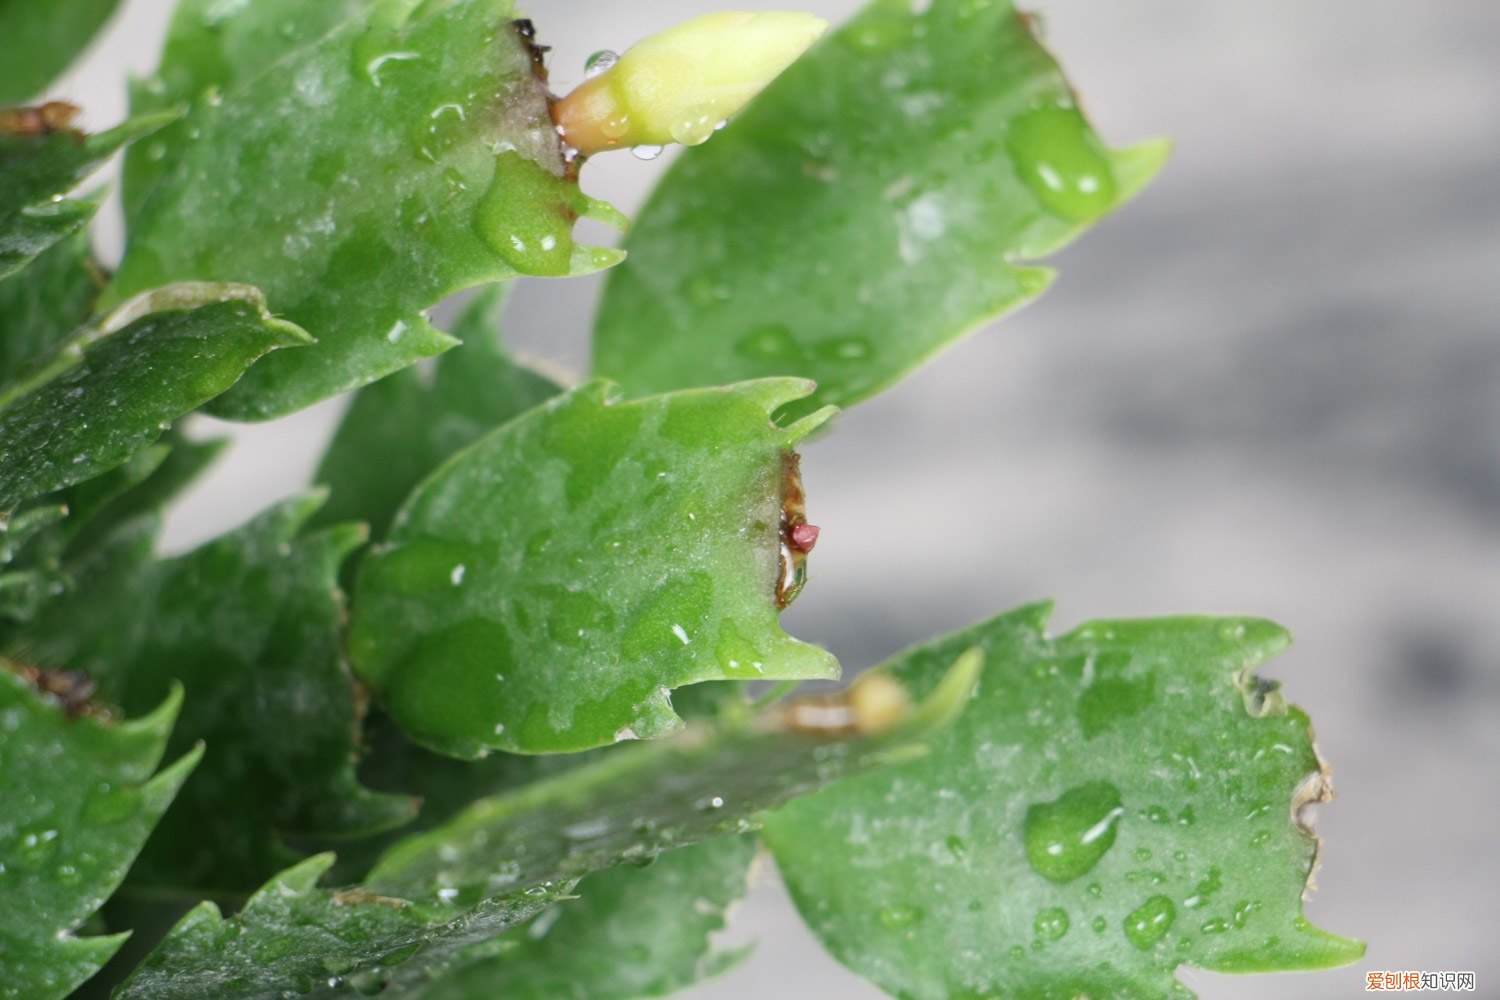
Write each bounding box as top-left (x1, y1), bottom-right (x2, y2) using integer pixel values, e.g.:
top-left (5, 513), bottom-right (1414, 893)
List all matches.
top-left (123, 0), bottom-right (373, 220)
top-left (593, 0), bottom-right (1166, 421)
top-left (109, 0), bottom-right (620, 422)
top-left (0, 109), bottom-right (172, 279)
top-left (315, 286), bottom-right (560, 539)
top-left (0, 283), bottom-right (308, 510)
top-left (364, 652), bottom-right (980, 905)
top-left (420, 835), bottom-right (757, 1000)
top-left (0, 225), bottom-right (100, 386)
top-left (0, 666), bottom-right (199, 1000)
top-left (0, 0), bottom-right (124, 103)
top-left (11, 495), bottom-right (414, 895)
top-left (349, 378), bottom-right (839, 756)
top-left (113, 853), bottom-right (568, 1000)
top-left (763, 604), bottom-right (1364, 1000)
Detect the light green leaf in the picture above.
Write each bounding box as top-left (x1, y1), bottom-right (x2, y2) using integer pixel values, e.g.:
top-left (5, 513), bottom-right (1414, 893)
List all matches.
top-left (123, 0), bottom-right (373, 220)
top-left (593, 0), bottom-right (1166, 421)
top-left (0, 667), bottom-right (199, 1000)
top-left (420, 836), bottom-right (758, 1000)
top-left (0, 0), bottom-right (124, 103)
top-left (350, 377), bottom-right (839, 756)
top-left (9, 495), bottom-right (415, 895)
top-left (763, 604), bottom-right (1364, 1000)
top-left (314, 286), bottom-right (560, 540)
top-left (364, 653), bottom-right (980, 905)
top-left (109, 0), bottom-right (620, 422)
top-left (0, 109), bottom-right (172, 279)
top-left (0, 282), bottom-right (308, 510)
top-left (113, 853), bottom-right (569, 1000)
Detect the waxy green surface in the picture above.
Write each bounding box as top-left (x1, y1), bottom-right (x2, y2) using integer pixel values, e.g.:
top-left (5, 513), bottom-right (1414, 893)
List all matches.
top-left (11, 496), bottom-right (414, 894)
top-left (0, 669), bottom-right (198, 1000)
top-left (110, 0), bottom-right (619, 421)
top-left (764, 605), bottom-right (1363, 999)
top-left (350, 378), bottom-right (839, 756)
top-left (365, 650), bottom-right (978, 904)
top-left (315, 286), bottom-right (560, 540)
top-left (0, 283), bottom-right (307, 510)
top-left (594, 0), bottom-right (1166, 420)
top-left (113, 853), bottom-right (568, 1000)
top-left (0, 111), bottom-right (171, 280)
top-left (421, 836), bottom-right (758, 1000)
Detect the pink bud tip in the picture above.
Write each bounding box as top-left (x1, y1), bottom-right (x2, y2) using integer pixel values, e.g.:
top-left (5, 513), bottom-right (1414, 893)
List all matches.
top-left (790, 523), bottom-right (820, 553)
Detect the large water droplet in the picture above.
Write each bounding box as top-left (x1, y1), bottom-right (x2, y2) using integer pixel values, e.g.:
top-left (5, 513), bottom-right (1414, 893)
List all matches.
top-left (584, 50), bottom-right (619, 78)
top-left (630, 144), bottom-right (664, 161)
top-left (1023, 781), bottom-right (1123, 883)
top-left (1034, 906), bottom-right (1070, 941)
top-left (1123, 895), bottom-right (1176, 950)
top-left (669, 106), bottom-right (718, 147)
top-left (1005, 105), bottom-right (1117, 223)
top-left (474, 153), bottom-right (577, 276)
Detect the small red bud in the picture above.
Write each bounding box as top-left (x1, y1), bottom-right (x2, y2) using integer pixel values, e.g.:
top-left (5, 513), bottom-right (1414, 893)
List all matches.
top-left (790, 522), bottom-right (820, 553)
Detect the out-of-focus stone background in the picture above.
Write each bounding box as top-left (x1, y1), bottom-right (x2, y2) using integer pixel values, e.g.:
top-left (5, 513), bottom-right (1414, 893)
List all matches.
top-left (49, 1), bottom-right (1499, 995)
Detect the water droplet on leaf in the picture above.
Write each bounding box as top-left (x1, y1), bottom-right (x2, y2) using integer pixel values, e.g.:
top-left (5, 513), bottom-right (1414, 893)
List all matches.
top-left (1005, 105), bottom-right (1117, 222)
top-left (1023, 781), bottom-right (1123, 883)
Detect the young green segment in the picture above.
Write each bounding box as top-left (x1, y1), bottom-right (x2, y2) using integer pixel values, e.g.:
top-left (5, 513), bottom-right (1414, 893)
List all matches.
top-left (763, 606), bottom-right (1364, 999)
top-left (108, 0), bottom-right (619, 422)
top-left (350, 378), bottom-right (839, 757)
top-left (591, 0), bottom-right (1168, 422)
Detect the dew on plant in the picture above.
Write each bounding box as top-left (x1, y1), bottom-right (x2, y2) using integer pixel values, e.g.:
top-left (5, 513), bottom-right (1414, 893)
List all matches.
top-left (1123, 895), bottom-right (1175, 950)
top-left (631, 144), bottom-right (664, 161)
top-left (584, 50), bottom-right (619, 78)
top-left (1023, 780), bottom-right (1124, 884)
top-left (1004, 105), bottom-right (1117, 223)
top-left (1034, 906), bottom-right (1070, 941)
top-left (878, 902), bottom-right (922, 930)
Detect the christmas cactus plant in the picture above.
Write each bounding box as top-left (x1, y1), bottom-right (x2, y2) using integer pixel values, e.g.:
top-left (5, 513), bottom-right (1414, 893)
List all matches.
top-left (0, 1), bottom-right (1361, 997)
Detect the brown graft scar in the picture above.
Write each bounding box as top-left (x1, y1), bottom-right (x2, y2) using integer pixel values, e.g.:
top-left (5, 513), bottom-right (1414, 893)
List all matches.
top-left (6, 660), bottom-right (108, 720)
top-left (0, 101), bottom-right (81, 137)
top-left (775, 451), bottom-right (819, 609)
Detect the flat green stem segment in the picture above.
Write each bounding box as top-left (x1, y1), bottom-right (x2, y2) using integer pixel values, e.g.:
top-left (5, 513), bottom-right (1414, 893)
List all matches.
top-left (364, 650), bottom-right (978, 905)
top-left (10, 495), bottom-right (414, 895)
top-left (419, 835), bottom-right (758, 1000)
top-left (113, 853), bottom-right (568, 1000)
top-left (118, 656), bottom-right (976, 998)
top-left (314, 286), bottom-right (560, 540)
top-left (109, 0), bottom-right (620, 422)
top-left (0, 0), bottom-right (123, 102)
top-left (0, 668), bottom-right (199, 1000)
top-left (349, 378), bottom-right (840, 757)
top-left (592, 0), bottom-right (1167, 421)
top-left (0, 226), bottom-right (98, 387)
top-left (0, 283), bottom-right (308, 511)
top-left (121, 0), bottom-right (374, 221)
top-left (0, 111), bottom-right (173, 279)
top-left (763, 605), bottom-right (1365, 1000)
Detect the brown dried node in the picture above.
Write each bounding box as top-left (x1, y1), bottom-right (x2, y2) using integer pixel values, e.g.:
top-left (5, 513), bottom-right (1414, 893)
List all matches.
top-left (776, 452), bottom-right (820, 608)
top-left (0, 101), bottom-right (81, 137)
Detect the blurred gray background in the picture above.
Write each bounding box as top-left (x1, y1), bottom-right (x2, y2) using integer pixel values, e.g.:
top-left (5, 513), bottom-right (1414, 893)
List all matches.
top-left (51, 0), bottom-right (1499, 996)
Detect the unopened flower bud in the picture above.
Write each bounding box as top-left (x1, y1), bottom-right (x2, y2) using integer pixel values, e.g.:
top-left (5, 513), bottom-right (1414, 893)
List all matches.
top-left (554, 11), bottom-right (828, 156)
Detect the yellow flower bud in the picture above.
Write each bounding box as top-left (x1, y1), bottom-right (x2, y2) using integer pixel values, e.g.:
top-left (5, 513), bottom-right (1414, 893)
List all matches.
top-left (554, 11), bottom-right (828, 156)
